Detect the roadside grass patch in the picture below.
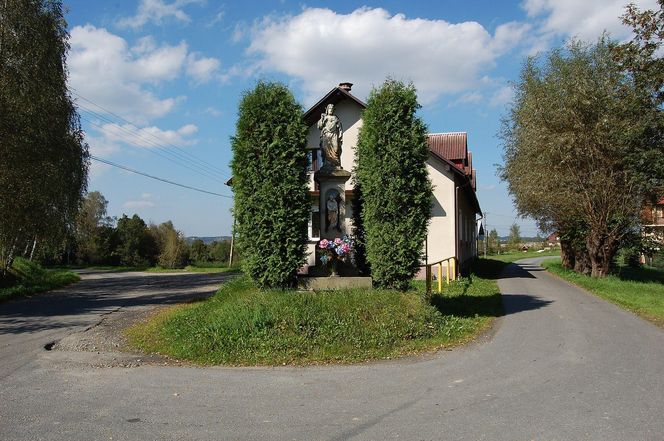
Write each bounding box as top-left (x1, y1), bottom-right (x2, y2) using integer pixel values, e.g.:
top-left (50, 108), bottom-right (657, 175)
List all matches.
top-left (542, 259), bottom-right (664, 327)
top-left (0, 258), bottom-right (80, 302)
top-left (126, 259), bottom-right (504, 366)
top-left (145, 265), bottom-right (237, 274)
top-left (489, 249), bottom-right (560, 263)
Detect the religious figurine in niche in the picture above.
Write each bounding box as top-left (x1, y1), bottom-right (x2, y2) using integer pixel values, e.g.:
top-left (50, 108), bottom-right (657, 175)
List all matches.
top-left (317, 103), bottom-right (343, 169)
top-left (325, 192), bottom-right (342, 232)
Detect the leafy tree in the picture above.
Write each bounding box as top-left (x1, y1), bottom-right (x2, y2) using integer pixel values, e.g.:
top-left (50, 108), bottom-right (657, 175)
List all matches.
top-left (208, 240), bottom-right (231, 264)
top-left (75, 191), bottom-right (113, 264)
top-left (500, 38), bottom-right (662, 277)
top-left (507, 223), bottom-right (522, 251)
top-left (355, 79), bottom-right (432, 290)
top-left (189, 239), bottom-right (209, 263)
top-left (0, 0), bottom-right (88, 275)
top-left (149, 221), bottom-right (189, 269)
top-left (116, 214), bottom-right (157, 267)
top-left (230, 81), bottom-right (309, 289)
top-left (487, 228), bottom-right (500, 254)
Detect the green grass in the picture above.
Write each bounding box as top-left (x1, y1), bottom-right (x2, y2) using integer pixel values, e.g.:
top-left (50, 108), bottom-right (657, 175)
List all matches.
top-left (0, 258), bottom-right (80, 302)
top-left (144, 265), bottom-right (237, 274)
top-left (489, 248), bottom-right (561, 263)
top-left (542, 259), bottom-right (664, 327)
top-left (126, 259), bottom-right (504, 366)
top-left (51, 263), bottom-right (238, 273)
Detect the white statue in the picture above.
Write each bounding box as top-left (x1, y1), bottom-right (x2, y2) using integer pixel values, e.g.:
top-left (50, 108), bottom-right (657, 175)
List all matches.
top-left (317, 104), bottom-right (343, 169)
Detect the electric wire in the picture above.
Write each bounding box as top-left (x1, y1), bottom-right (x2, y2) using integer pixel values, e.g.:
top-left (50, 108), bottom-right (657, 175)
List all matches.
top-left (72, 91), bottom-right (230, 180)
top-left (77, 107), bottom-right (229, 184)
top-left (90, 155), bottom-right (233, 199)
top-left (80, 113), bottom-right (229, 186)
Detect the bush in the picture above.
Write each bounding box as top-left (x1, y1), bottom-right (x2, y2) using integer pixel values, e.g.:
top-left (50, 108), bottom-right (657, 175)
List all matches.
top-left (230, 82), bottom-right (309, 289)
top-left (355, 79), bottom-right (432, 290)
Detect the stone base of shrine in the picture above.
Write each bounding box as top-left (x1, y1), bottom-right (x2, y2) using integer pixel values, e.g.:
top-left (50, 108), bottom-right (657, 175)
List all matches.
top-left (297, 276), bottom-right (372, 291)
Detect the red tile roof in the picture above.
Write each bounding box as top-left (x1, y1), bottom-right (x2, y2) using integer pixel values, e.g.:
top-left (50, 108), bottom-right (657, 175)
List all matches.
top-left (427, 132), bottom-right (467, 162)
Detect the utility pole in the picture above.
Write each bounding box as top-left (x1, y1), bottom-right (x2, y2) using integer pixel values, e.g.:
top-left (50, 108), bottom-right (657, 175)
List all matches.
top-left (483, 212), bottom-right (488, 258)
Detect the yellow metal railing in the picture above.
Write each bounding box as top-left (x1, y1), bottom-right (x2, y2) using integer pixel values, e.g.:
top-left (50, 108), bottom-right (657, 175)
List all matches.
top-left (425, 256), bottom-right (457, 294)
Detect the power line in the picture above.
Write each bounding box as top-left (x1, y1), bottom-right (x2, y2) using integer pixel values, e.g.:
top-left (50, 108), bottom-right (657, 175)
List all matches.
top-left (80, 113), bottom-right (229, 186)
top-left (90, 155), bottom-right (233, 199)
top-left (72, 90), bottom-right (231, 180)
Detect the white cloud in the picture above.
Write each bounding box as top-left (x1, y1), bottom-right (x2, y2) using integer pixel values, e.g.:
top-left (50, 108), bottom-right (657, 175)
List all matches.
top-left (123, 199), bottom-right (156, 209)
top-left (490, 85), bottom-right (514, 107)
top-left (124, 193), bottom-right (156, 209)
top-left (69, 25), bottom-right (221, 123)
top-left (522, 0), bottom-right (659, 42)
top-left (231, 21), bottom-right (249, 43)
top-left (186, 53), bottom-right (222, 83)
top-left (117, 0), bottom-right (203, 29)
top-left (97, 122), bottom-right (199, 149)
top-left (205, 107), bottom-right (221, 117)
top-left (247, 7), bottom-right (526, 105)
top-left (207, 10), bottom-right (225, 28)
top-left (448, 91), bottom-right (484, 107)
top-left (69, 25), bottom-right (184, 123)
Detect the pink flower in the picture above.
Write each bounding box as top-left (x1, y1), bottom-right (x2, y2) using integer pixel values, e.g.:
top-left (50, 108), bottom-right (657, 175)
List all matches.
top-left (334, 238), bottom-right (343, 246)
top-left (319, 239), bottom-right (329, 249)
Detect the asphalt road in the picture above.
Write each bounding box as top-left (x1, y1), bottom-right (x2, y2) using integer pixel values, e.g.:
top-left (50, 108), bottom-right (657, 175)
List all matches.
top-left (1, 260), bottom-right (663, 441)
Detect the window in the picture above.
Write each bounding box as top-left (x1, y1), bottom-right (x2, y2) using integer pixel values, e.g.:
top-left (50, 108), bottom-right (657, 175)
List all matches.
top-left (307, 149), bottom-right (321, 172)
top-left (309, 205), bottom-right (320, 239)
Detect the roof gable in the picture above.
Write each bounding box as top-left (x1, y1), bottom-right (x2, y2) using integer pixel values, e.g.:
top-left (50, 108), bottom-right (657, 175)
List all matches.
top-left (303, 85), bottom-right (366, 126)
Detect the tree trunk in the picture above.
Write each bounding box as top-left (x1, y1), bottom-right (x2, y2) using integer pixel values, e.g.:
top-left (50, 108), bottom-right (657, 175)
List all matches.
top-left (573, 248), bottom-right (591, 275)
top-left (560, 239), bottom-right (575, 269)
top-left (586, 232), bottom-right (613, 278)
top-left (29, 238), bottom-right (37, 261)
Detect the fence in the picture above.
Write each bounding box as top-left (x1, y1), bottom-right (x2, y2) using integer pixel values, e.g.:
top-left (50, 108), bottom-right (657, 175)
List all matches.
top-left (425, 256), bottom-right (457, 294)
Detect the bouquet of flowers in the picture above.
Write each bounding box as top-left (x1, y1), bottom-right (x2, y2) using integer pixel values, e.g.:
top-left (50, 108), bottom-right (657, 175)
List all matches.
top-left (318, 236), bottom-right (353, 268)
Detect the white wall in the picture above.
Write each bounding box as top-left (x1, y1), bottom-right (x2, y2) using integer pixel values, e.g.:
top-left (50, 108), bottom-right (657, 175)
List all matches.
top-left (425, 155), bottom-right (457, 264)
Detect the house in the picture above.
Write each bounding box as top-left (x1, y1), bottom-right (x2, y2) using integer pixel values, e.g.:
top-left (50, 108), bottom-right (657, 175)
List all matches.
top-left (641, 196), bottom-right (664, 264)
top-left (302, 83), bottom-right (482, 275)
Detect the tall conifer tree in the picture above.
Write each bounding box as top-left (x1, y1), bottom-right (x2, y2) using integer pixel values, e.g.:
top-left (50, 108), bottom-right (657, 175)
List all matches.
top-left (356, 80), bottom-right (432, 290)
top-left (231, 82), bottom-right (308, 289)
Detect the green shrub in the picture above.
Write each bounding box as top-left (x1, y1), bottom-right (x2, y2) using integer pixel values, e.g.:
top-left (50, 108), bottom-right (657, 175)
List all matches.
top-left (231, 82), bottom-right (309, 289)
top-left (355, 79), bottom-right (432, 290)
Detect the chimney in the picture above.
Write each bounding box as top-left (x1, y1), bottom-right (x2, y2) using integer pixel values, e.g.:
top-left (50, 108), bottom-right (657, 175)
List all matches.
top-left (338, 82), bottom-right (353, 92)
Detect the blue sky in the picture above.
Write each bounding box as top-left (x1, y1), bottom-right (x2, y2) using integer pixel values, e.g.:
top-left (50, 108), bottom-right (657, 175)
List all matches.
top-left (63, 0), bottom-right (657, 237)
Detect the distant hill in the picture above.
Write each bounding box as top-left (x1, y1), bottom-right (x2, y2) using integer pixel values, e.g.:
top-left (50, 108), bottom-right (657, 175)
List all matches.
top-left (186, 236), bottom-right (231, 245)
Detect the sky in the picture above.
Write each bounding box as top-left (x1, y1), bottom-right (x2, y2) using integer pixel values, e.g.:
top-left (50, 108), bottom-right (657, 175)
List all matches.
top-left (62, 0), bottom-right (659, 237)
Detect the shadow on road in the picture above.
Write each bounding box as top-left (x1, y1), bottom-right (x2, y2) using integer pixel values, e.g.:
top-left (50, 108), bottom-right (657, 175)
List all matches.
top-left (0, 273), bottom-right (234, 335)
top-left (429, 259), bottom-right (553, 319)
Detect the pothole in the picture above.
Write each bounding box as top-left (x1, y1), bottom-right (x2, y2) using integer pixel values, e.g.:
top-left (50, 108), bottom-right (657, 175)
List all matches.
top-left (44, 341), bottom-right (56, 351)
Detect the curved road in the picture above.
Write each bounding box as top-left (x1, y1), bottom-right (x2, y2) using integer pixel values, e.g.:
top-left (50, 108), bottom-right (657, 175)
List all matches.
top-left (1, 260), bottom-right (663, 440)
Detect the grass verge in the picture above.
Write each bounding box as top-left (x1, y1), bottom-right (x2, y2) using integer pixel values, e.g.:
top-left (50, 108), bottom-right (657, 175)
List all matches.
top-left (126, 259), bottom-right (505, 366)
top-left (542, 259), bottom-right (664, 328)
top-left (489, 249), bottom-right (561, 263)
top-left (0, 258), bottom-right (80, 302)
top-left (144, 265), bottom-right (237, 274)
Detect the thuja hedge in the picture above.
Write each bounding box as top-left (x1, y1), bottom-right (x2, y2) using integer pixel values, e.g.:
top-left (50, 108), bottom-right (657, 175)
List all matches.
top-left (231, 82), bottom-right (309, 289)
top-left (355, 80), bottom-right (432, 290)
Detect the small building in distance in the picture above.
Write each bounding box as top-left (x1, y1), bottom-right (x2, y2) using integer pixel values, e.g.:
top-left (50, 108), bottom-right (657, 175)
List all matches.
top-left (302, 83), bottom-right (481, 275)
top-left (641, 196), bottom-right (664, 264)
